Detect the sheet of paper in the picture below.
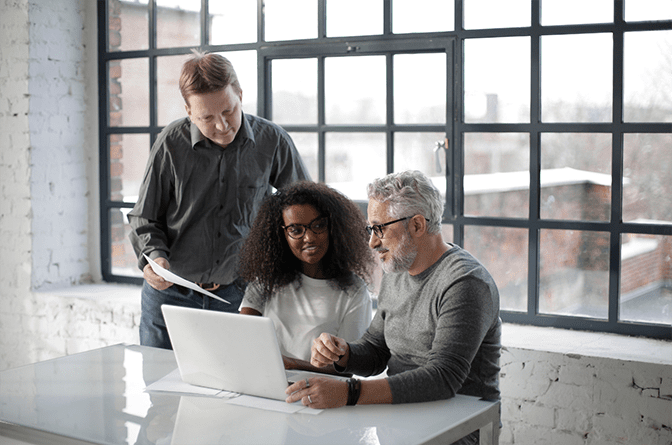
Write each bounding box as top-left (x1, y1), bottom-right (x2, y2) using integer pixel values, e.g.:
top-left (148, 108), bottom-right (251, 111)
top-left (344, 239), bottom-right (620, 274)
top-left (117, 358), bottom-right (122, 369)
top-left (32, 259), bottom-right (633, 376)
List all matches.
top-left (146, 369), bottom-right (323, 414)
top-left (226, 395), bottom-right (311, 414)
top-left (143, 254), bottom-right (230, 304)
top-left (145, 368), bottom-right (238, 398)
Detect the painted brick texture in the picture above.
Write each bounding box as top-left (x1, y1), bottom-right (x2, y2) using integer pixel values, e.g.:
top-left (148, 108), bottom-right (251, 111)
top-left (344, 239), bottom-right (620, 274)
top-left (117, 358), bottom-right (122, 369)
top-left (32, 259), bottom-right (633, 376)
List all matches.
top-left (500, 348), bottom-right (672, 444)
top-left (28, 0), bottom-right (91, 289)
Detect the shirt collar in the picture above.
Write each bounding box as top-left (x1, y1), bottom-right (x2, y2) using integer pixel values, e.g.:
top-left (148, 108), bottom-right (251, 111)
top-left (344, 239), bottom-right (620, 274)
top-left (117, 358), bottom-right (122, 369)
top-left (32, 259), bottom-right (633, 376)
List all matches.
top-left (189, 111), bottom-right (255, 150)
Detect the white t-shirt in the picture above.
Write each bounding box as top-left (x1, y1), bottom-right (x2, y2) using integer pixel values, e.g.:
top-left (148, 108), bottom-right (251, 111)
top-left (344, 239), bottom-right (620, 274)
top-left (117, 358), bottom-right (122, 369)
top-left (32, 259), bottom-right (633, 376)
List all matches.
top-left (240, 274), bottom-right (373, 361)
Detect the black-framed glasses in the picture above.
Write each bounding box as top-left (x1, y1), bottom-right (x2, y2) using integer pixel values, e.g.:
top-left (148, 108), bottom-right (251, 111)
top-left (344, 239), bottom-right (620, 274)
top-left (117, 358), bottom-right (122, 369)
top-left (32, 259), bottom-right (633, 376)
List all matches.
top-left (282, 216), bottom-right (329, 239)
top-left (366, 216), bottom-right (412, 239)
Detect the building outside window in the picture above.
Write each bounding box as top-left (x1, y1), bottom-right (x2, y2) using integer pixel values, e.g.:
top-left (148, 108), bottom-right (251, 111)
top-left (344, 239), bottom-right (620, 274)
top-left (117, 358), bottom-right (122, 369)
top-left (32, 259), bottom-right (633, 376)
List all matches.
top-left (98, 0), bottom-right (672, 339)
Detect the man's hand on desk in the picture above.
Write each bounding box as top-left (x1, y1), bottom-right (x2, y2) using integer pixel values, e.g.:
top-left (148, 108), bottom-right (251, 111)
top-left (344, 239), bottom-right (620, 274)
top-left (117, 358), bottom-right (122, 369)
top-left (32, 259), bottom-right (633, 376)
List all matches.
top-left (143, 257), bottom-right (174, 290)
top-left (285, 376), bottom-right (348, 409)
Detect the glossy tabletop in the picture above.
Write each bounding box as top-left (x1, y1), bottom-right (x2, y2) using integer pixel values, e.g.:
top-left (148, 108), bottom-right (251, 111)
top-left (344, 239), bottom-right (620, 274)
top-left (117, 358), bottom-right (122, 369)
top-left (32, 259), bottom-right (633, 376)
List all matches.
top-left (0, 344), bottom-right (499, 445)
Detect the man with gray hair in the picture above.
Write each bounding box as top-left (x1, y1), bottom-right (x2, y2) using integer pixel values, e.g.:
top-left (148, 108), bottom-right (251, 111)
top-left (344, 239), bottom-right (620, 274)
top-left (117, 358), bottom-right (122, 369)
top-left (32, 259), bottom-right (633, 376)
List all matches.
top-left (286, 170), bottom-right (501, 444)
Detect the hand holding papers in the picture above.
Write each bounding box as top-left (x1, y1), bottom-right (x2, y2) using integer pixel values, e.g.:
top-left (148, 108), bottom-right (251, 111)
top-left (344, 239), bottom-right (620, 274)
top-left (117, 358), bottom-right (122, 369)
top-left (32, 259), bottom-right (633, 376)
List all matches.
top-left (143, 254), bottom-right (231, 304)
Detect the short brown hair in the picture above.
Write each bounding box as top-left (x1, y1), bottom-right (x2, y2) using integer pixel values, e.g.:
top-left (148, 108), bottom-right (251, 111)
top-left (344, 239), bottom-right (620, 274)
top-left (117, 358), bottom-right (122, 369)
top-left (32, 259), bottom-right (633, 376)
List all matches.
top-left (179, 50), bottom-right (242, 104)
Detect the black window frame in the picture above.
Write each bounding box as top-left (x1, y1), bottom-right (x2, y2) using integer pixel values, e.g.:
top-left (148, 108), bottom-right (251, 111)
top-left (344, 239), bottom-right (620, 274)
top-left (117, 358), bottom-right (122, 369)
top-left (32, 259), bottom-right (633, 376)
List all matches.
top-left (98, 0), bottom-right (672, 339)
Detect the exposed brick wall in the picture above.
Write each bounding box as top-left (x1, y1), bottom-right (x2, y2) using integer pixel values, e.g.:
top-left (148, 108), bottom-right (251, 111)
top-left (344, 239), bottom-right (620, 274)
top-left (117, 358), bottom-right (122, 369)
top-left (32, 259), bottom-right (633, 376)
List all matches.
top-left (0, 0), bottom-right (35, 370)
top-left (500, 347), bottom-right (672, 445)
top-left (1, 0), bottom-right (98, 369)
top-left (622, 235), bottom-right (672, 295)
top-left (28, 0), bottom-right (92, 289)
top-left (27, 285), bottom-right (140, 362)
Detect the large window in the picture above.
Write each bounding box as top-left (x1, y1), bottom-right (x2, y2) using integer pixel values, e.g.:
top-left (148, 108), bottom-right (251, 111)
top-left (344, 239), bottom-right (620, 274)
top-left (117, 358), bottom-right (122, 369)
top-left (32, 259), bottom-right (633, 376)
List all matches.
top-left (99, 1), bottom-right (672, 339)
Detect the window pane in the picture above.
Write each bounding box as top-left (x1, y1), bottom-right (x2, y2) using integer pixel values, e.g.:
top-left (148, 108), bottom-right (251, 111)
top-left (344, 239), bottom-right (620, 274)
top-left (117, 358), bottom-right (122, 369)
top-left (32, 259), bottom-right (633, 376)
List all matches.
top-left (272, 59), bottom-right (318, 125)
top-left (541, 0), bottom-right (613, 26)
top-left (625, 0), bottom-right (672, 21)
top-left (109, 58), bottom-right (148, 127)
top-left (464, 226), bottom-right (528, 312)
top-left (109, 0), bottom-right (148, 52)
top-left (109, 134), bottom-right (150, 203)
top-left (620, 234), bottom-right (672, 325)
top-left (217, 51), bottom-right (258, 116)
top-left (393, 0), bottom-right (454, 33)
top-left (110, 208), bottom-right (143, 278)
top-left (156, 0), bottom-right (200, 48)
top-left (464, 133), bottom-right (529, 218)
top-left (541, 34), bottom-right (612, 123)
top-left (157, 54), bottom-right (191, 126)
top-left (325, 133), bottom-right (386, 200)
top-left (327, 0), bottom-right (383, 37)
top-left (289, 132), bottom-right (318, 181)
top-left (325, 56), bottom-right (386, 125)
top-left (442, 224), bottom-right (454, 244)
top-left (623, 134), bottom-right (672, 224)
top-left (210, 0), bottom-right (257, 45)
top-left (464, 37), bottom-right (530, 123)
top-left (265, 0), bottom-right (317, 41)
top-left (464, 0), bottom-right (531, 29)
top-left (539, 229), bottom-right (610, 319)
top-left (540, 133), bottom-right (612, 222)
top-left (624, 30), bottom-right (672, 122)
top-left (394, 53), bottom-right (446, 124)
top-left (394, 133), bottom-right (447, 199)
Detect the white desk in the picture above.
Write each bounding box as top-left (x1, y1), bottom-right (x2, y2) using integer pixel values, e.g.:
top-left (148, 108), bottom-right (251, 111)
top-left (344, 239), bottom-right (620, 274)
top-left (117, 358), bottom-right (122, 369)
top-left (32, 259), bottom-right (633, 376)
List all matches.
top-left (0, 344), bottom-right (499, 445)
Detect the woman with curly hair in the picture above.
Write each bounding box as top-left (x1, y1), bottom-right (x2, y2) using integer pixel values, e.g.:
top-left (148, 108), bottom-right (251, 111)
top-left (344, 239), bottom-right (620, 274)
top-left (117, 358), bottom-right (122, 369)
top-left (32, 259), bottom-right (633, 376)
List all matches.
top-left (238, 181), bottom-right (375, 372)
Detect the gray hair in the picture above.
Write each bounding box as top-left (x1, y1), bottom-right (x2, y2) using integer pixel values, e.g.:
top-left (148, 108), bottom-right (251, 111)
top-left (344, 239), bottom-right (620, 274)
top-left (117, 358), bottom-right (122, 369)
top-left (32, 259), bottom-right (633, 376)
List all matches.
top-left (367, 170), bottom-right (444, 234)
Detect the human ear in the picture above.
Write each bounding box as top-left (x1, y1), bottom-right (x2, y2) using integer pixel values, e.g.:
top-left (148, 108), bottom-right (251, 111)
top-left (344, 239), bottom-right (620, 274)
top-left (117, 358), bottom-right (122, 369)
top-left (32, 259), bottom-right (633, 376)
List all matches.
top-left (409, 215), bottom-right (427, 237)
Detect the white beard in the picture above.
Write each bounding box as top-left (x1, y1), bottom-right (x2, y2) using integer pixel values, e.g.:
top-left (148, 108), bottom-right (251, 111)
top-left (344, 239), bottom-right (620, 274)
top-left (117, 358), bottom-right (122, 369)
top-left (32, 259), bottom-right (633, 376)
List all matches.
top-left (380, 231), bottom-right (418, 274)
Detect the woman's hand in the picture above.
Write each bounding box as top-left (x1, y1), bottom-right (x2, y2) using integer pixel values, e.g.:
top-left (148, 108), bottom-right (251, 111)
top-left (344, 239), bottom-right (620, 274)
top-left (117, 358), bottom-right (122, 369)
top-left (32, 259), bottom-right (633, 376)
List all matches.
top-left (143, 257), bottom-right (173, 291)
top-left (311, 333), bottom-right (348, 368)
top-left (285, 376), bottom-right (348, 409)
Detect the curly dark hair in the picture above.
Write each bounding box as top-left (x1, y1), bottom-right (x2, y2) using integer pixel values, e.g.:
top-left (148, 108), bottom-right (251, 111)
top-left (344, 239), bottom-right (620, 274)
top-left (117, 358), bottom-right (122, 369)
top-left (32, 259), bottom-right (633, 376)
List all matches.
top-left (238, 181), bottom-right (374, 298)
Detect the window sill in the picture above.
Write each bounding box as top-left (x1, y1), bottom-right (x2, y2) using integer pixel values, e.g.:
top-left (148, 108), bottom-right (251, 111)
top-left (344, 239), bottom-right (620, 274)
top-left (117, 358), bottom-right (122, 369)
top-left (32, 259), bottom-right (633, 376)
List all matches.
top-left (35, 282), bottom-right (141, 302)
top-left (33, 284), bottom-right (671, 366)
top-left (502, 323), bottom-right (672, 366)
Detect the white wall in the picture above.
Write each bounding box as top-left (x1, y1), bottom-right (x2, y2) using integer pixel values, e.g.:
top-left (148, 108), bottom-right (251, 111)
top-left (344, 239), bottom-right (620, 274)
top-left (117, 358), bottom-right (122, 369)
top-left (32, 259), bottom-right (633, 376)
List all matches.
top-left (28, 0), bottom-right (93, 288)
top-left (1, 0), bottom-right (36, 369)
top-left (0, 0), bottom-right (114, 369)
top-left (0, 2), bottom-right (670, 444)
top-left (500, 325), bottom-right (672, 445)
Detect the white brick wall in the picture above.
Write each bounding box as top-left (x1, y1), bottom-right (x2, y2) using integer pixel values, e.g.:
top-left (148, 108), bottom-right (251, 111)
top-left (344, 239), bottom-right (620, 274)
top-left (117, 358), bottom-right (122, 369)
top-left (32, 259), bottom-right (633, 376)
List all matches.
top-left (500, 347), bottom-right (672, 444)
top-left (0, 0), bottom-right (100, 369)
top-left (29, 0), bottom-right (91, 289)
top-left (0, 0), bottom-right (34, 371)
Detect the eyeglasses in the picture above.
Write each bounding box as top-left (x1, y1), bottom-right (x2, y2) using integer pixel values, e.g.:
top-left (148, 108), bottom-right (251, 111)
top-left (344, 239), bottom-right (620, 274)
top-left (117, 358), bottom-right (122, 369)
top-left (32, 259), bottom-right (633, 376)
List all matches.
top-left (366, 215), bottom-right (430, 239)
top-left (366, 216), bottom-right (412, 239)
top-left (282, 216), bottom-right (329, 239)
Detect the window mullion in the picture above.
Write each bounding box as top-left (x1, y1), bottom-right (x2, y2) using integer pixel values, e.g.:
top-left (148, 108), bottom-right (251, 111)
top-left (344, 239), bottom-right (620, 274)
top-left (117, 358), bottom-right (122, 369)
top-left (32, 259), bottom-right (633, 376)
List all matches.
top-left (318, 56), bottom-right (326, 182)
top-left (386, 53), bottom-right (394, 174)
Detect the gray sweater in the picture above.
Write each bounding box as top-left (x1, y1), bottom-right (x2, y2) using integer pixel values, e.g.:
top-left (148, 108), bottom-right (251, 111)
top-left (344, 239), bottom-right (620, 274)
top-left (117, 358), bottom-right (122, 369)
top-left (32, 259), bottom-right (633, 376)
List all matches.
top-left (346, 244), bottom-right (501, 403)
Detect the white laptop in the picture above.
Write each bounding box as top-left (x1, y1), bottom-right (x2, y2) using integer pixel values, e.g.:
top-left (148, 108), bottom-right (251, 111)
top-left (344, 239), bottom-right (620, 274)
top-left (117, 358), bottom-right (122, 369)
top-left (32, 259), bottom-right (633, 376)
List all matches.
top-left (161, 304), bottom-right (341, 401)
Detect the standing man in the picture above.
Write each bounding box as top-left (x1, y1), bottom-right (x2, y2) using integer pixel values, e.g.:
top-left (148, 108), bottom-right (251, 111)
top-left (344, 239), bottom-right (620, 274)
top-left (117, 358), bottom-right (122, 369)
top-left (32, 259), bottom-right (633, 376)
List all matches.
top-left (128, 51), bottom-right (310, 349)
top-left (286, 170), bottom-right (501, 445)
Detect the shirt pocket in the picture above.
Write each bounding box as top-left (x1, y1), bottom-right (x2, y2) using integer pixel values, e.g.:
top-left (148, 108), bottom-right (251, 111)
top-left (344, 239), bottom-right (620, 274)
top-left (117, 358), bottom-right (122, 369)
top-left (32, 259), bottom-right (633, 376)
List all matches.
top-left (236, 178), bottom-right (269, 228)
